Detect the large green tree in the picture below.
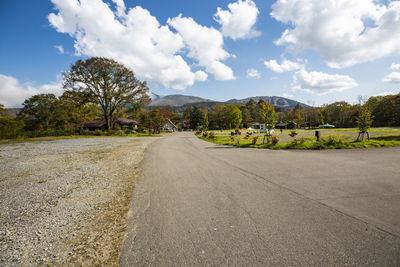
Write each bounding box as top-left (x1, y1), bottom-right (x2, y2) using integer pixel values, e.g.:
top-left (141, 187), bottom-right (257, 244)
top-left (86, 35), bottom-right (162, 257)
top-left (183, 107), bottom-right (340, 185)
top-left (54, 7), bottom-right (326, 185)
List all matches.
top-left (259, 101), bottom-right (276, 143)
top-left (0, 104), bottom-right (6, 117)
top-left (225, 105), bottom-right (242, 129)
top-left (63, 57), bottom-right (151, 130)
top-left (139, 108), bottom-right (165, 135)
top-left (371, 94), bottom-right (400, 126)
top-left (18, 94), bottom-right (61, 132)
top-left (246, 98), bottom-right (259, 122)
top-left (239, 106), bottom-right (251, 128)
top-left (189, 106), bottom-right (206, 129)
top-left (208, 104), bottom-right (226, 130)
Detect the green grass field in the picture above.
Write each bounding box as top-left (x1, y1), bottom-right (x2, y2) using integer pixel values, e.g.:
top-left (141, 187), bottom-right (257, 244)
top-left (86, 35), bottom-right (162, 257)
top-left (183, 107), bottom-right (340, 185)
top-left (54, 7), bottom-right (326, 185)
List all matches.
top-left (197, 127), bottom-right (400, 149)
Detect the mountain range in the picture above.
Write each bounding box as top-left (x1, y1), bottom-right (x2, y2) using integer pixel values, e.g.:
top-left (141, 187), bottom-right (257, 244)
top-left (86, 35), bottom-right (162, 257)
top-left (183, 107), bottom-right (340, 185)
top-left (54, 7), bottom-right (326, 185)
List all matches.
top-left (149, 93), bottom-right (310, 109)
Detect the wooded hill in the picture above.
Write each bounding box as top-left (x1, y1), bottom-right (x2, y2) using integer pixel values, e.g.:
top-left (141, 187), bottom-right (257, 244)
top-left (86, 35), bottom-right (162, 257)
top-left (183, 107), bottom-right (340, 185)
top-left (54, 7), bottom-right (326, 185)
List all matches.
top-left (148, 94), bottom-right (311, 111)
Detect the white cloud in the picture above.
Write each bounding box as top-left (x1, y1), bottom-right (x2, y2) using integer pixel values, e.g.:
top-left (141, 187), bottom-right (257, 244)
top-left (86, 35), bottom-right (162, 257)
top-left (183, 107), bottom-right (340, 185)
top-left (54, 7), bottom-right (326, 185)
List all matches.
top-left (246, 68), bottom-right (260, 78)
top-left (205, 61), bottom-right (235, 81)
top-left (214, 0), bottom-right (260, 40)
top-left (264, 58), bottom-right (302, 73)
top-left (48, 0), bottom-right (229, 91)
top-left (194, 70), bottom-right (208, 82)
top-left (271, 0), bottom-right (400, 68)
top-left (167, 15), bottom-right (235, 81)
top-left (383, 72), bottom-right (400, 83)
top-left (54, 45), bottom-right (64, 54)
top-left (0, 74), bottom-right (62, 108)
top-left (292, 69), bottom-right (358, 95)
top-left (390, 63), bottom-right (400, 70)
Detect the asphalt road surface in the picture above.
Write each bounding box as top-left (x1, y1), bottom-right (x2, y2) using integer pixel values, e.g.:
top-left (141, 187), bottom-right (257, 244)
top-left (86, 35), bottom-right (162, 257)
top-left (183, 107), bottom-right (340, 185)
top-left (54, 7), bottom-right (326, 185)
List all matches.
top-left (120, 132), bottom-right (400, 266)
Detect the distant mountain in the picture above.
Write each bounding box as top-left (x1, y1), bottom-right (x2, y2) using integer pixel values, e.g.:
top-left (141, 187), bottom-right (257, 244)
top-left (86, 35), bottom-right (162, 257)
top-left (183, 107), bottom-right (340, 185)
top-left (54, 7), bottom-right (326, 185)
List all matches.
top-left (149, 92), bottom-right (163, 101)
top-left (149, 94), bottom-right (214, 107)
top-left (149, 94), bottom-right (310, 109)
top-left (225, 96), bottom-right (311, 109)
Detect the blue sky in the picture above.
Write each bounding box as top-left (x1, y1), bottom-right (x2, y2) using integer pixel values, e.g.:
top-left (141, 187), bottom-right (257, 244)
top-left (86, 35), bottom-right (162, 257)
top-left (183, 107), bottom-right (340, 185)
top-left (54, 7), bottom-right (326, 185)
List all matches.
top-left (1, 0), bottom-right (400, 107)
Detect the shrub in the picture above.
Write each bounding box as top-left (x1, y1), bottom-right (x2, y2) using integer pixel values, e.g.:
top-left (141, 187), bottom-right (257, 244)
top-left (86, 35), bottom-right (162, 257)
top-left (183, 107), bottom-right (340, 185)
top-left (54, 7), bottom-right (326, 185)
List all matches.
top-left (82, 129), bottom-right (91, 135)
top-left (208, 132), bottom-right (215, 139)
top-left (93, 130), bottom-right (104, 136)
top-left (271, 136), bottom-right (279, 145)
top-left (124, 128), bottom-right (132, 135)
top-left (289, 131), bottom-right (298, 138)
top-left (196, 130), bottom-right (202, 135)
top-left (291, 137), bottom-right (306, 146)
top-left (252, 136), bottom-right (259, 145)
top-left (202, 132), bottom-right (208, 138)
top-left (323, 136), bottom-right (343, 146)
top-left (0, 118), bottom-right (25, 139)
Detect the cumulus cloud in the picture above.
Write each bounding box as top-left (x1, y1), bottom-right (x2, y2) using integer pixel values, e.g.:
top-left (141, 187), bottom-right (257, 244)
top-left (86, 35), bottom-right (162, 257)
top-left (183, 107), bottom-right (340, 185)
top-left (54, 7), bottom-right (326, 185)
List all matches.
top-left (204, 61), bottom-right (235, 81)
top-left (194, 70), bottom-right (208, 82)
top-left (383, 72), bottom-right (400, 83)
top-left (54, 45), bottom-right (64, 54)
top-left (246, 68), bottom-right (260, 78)
top-left (214, 0), bottom-right (260, 40)
top-left (167, 15), bottom-right (235, 80)
top-left (292, 69), bottom-right (358, 95)
top-left (264, 58), bottom-right (302, 73)
top-left (48, 0), bottom-right (229, 91)
top-left (390, 63), bottom-right (400, 70)
top-left (271, 0), bottom-right (400, 68)
top-left (0, 74), bottom-right (62, 108)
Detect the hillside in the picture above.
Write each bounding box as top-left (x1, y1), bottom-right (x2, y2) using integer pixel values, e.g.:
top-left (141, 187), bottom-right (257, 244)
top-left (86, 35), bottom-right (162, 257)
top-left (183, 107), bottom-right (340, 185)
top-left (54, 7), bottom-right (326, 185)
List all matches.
top-left (149, 94), bottom-right (214, 107)
top-left (149, 94), bottom-right (310, 109)
top-left (225, 96), bottom-right (310, 109)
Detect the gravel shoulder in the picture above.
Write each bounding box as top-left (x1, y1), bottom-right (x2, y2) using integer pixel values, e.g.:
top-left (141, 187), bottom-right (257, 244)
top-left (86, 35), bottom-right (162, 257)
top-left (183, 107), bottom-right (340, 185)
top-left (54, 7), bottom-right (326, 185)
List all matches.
top-left (0, 136), bottom-right (160, 266)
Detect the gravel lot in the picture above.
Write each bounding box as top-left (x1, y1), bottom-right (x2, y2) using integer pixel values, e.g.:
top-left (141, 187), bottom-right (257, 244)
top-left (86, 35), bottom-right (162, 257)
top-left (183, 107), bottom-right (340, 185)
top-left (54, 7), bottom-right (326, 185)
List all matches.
top-left (0, 137), bottom-right (159, 266)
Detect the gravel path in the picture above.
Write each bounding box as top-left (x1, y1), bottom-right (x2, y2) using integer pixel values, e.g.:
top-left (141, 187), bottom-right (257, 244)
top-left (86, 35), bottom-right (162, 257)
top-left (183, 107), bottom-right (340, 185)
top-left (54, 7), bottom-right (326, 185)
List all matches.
top-left (0, 137), bottom-right (159, 266)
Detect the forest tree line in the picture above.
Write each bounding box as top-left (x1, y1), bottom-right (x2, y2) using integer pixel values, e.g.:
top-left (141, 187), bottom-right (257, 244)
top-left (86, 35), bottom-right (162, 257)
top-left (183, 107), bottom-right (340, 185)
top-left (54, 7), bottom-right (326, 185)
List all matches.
top-left (1, 92), bottom-right (399, 139)
top-left (182, 94), bottom-right (400, 130)
top-left (0, 57), bottom-right (399, 139)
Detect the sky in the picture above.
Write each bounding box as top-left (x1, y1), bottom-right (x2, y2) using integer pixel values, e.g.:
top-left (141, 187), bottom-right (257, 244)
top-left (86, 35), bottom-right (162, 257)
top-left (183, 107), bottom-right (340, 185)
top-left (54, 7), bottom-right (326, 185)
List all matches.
top-left (1, 0), bottom-right (400, 108)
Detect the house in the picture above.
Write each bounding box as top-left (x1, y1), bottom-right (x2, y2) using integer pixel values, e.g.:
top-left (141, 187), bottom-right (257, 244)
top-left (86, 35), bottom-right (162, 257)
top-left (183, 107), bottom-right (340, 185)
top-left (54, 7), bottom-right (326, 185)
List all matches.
top-left (116, 118), bottom-right (139, 130)
top-left (303, 121), bottom-right (320, 128)
top-left (162, 118), bottom-right (177, 132)
top-left (83, 119), bottom-right (106, 131)
top-left (275, 122), bottom-right (287, 129)
top-left (83, 118), bottom-right (139, 131)
top-left (274, 121), bottom-right (297, 129)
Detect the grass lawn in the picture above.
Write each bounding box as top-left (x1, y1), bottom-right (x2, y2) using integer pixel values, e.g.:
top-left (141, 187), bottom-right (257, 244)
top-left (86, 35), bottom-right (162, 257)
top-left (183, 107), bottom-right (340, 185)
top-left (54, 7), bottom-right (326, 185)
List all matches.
top-left (197, 127), bottom-right (400, 149)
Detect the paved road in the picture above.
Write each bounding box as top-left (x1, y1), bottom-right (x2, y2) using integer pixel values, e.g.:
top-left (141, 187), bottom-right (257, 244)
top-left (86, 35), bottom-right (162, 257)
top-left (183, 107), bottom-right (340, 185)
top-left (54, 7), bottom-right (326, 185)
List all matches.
top-left (120, 132), bottom-right (400, 266)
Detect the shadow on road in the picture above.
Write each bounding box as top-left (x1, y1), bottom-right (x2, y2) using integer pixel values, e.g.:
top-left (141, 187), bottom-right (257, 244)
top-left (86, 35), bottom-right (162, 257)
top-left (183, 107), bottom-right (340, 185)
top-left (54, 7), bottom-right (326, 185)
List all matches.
top-left (204, 145), bottom-right (239, 149)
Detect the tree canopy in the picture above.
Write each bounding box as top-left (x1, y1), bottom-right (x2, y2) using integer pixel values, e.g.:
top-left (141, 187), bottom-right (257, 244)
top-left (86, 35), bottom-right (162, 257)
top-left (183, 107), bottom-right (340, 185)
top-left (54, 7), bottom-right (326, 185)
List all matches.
top-left (259, 101), bottom-right (276, 131)
top-left (63, 57), bottom-right (151, 130)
